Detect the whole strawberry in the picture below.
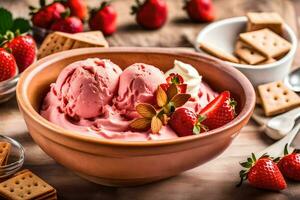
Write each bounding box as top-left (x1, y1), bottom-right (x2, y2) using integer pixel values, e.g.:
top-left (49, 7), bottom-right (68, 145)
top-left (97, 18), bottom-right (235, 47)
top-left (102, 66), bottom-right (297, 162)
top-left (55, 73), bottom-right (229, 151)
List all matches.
top-left (50, 11), bottom-right (83, 33)
top-left (278, 144), bottom-right (300, 181)
top-left (238, 154), bottom-right (287, 191)
top-left (66, 0), bottom-right (88, 21)
top-left (0, 48), bottom-right (17, 82)
top-left (30, 1), bottom-right (66, 29)
top-left (199, 91), bottom-right (236, 130)
top-left (5, 35), bottom-right (37, 72)
top-left (89, 1), bottom-right (117, 36)
top-left (184, 0), bottom-right (215, 22)
top-left (169, 107), bottom-right (206, 137)
top-left (131, 0), bottom-right (168, 30)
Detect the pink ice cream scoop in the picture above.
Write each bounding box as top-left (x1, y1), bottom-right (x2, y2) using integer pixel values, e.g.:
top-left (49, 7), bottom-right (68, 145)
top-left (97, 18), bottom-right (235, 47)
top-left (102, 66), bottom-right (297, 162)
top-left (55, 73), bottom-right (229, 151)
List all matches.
top-left (54, 58), bottom-right (122, 119)
top-left (114, 63), bottom-right (166, 119)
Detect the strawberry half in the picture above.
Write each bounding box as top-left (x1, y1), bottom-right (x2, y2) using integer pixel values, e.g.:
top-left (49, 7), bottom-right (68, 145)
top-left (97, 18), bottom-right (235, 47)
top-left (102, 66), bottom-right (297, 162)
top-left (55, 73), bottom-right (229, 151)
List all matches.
top-left (0, 48), bottom-right (17, 82)
top-left (169, 107), bottom-right (206, 137)
top-left (238, 154), bottom-right (287, 191)
top-left (199, 91), bottom-right (236, 130)
top-left (278, 144), bottom-right (300, 181)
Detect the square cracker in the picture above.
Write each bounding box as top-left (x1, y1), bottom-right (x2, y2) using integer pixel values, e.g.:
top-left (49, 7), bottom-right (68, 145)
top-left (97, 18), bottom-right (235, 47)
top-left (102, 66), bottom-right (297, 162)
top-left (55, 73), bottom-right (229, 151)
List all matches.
top-left (258, 81), bottom-right (300, 116)
top-left (246, 12), bottom-right (283, 35)
top-left (240, 28), bottom-right (291, 58)
top-left (0, 142), bottom-right (11, 166)
top-left (38, 31), bottom-right (108, 59)
top-left (199, 42), bottom-right (239, 63)
top-left (0, 170), bottom-right (56, 200)
top-left (234, 40), bottom-right (267, 64)
top-left (257, 57), bottom-right (277, 65)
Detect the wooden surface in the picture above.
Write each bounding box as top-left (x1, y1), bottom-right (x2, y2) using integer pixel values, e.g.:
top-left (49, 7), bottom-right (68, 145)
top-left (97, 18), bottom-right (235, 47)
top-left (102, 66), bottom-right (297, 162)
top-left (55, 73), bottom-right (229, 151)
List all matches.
top-left (0, 0), bottom-right (300, 199)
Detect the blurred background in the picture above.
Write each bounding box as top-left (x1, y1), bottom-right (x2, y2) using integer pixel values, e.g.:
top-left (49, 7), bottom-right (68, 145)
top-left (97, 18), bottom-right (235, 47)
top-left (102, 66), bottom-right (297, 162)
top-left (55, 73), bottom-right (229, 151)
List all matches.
top-left (0, 0), bottom-right (298, 49)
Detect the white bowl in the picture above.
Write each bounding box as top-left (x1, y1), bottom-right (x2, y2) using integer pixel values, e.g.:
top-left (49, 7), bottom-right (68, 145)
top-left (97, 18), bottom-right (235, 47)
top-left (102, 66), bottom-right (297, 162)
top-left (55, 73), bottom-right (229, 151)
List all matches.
top-left (195, 16), bottom-right (297, 87)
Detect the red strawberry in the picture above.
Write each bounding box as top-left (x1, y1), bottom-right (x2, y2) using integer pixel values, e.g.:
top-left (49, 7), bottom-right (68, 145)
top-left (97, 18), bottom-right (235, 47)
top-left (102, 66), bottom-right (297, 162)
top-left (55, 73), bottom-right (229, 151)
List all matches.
top-left (278, 144), bottom-right (300, 181)
top-left (66, 0), bottom-right (88, 21)
top-left (184, 0), bottom-right (215, 22)
top-left (89, 1), bottom-right (117, 36)
top-left (5, 35), bottom-right (37, 72)
top-left (238, 154), bottom-right (287, 191)
top-left (31, 2), bottom-right (66, 29)
top-left (131, 0), bottom-right (168, 30)
top-left (160, 73), bottom-right (187, 94)
top-left (50, 15), bottom-right (83, 33)
top-left (0, 48), bottom-right (17, 82)
top-left (169, 107), bottom-right (206, 137)
top-left (199, 91), bottom-right (236, 130)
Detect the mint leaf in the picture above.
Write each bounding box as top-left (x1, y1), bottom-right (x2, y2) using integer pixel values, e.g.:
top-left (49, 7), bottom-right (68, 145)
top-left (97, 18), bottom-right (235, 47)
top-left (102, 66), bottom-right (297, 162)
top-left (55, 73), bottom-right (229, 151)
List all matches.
top-left (0, 8), bottom-right (13, 35)
top-left (12, 18), bottom-right (31, 34)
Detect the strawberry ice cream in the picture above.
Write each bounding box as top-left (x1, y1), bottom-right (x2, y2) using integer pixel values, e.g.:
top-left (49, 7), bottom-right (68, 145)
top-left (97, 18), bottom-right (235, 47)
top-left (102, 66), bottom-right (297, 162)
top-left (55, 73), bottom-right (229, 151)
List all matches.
top-left (40, 58), bottom-right (218, 141)
top-left (114, 63), bottom-right (166, 119)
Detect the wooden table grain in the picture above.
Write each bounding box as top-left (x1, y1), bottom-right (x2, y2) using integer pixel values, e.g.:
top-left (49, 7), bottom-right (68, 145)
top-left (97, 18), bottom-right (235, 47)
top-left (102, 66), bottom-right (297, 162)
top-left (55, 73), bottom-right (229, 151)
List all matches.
top-left (0, 0), bottom-right (300, 199)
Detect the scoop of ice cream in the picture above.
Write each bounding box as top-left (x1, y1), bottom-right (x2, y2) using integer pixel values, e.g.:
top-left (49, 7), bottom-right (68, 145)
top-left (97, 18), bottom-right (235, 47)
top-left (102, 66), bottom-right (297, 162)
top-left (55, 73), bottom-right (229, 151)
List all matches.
top-left (54, 58), bottom-right (122, 119)
top-left (165, 60), bottom-right (202, 99)
top-left (114, 63), bottom-right (166, 118)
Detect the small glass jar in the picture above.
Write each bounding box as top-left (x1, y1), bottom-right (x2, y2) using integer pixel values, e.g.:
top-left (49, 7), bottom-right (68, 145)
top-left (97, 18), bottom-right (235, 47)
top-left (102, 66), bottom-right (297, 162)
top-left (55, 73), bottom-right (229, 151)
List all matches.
top-left (0, 135), bottom-right (25, 178)
top-left (0, 74), bottom-right (20, 104)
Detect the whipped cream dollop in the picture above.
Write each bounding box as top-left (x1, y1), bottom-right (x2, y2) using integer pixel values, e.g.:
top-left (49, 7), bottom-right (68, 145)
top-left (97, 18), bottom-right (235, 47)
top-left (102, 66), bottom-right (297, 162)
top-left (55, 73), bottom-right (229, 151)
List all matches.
top-left (165, 60), bottom-right (202, 99)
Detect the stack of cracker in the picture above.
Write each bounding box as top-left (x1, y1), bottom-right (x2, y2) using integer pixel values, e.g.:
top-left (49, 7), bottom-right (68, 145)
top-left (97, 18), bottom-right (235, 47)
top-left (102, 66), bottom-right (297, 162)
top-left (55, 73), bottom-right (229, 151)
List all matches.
top-left (38, 31), bottom-right (109, 59)
top-left (199, 12), bottom-right (292, 65)
top-left (0, 169), bottom-right (57, 200)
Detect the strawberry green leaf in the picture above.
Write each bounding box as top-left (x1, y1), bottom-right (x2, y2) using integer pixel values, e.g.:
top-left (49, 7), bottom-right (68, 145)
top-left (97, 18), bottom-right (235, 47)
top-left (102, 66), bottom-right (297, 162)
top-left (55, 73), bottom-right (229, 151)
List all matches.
top-left (0, 8), bottom-right (13, 35)
top-left (251, 153), bottom-right (256, 162)
top-left (193, 125), bottom-right (201, 135)
top-left (198, 115), bottom-right (206, 123)
top-left (284, 143), bottom-right (289, 155)
top-left (12, 18), bottom-right (31, 34)
top-left (39, 0), bottom-right (46, 7)
top-left (240, 162), bottom-right (251, 168)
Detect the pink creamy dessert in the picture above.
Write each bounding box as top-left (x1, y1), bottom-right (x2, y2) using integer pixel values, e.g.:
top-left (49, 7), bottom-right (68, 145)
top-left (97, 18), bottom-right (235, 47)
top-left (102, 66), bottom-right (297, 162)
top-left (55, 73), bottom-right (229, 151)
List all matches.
top-left (40, 58), bottom-right (217, 141)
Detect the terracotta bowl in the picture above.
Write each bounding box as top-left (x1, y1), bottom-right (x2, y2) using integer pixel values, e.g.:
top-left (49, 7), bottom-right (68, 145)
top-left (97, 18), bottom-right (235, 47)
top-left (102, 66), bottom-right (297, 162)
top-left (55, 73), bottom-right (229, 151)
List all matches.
top-left (16, 47), bottom-right (255, 186)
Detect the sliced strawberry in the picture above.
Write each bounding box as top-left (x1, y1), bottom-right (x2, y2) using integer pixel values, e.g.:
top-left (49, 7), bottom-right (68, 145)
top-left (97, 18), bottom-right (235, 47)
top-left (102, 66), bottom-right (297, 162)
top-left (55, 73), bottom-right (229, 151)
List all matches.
top-left (177, 84), bottom-right (187, 93)
top-left (199, 91), bottom-right (236, 129)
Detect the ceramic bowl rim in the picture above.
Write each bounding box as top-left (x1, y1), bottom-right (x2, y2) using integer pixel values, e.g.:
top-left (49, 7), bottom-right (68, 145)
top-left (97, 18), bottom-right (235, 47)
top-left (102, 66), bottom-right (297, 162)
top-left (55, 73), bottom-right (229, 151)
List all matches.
top-left (16, 47), bottom-right (255, 147)
top-left (195, 16), bottom-right (298, 70)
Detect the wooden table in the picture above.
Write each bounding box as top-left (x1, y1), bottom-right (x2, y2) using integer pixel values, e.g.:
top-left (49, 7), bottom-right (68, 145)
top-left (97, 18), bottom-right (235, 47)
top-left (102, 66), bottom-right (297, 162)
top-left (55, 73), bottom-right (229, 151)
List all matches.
top-left (1, 0), bottom-right (300, 199)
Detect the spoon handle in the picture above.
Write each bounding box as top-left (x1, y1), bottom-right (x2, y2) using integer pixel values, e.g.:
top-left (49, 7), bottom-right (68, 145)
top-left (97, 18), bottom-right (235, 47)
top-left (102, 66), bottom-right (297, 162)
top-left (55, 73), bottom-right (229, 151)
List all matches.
top-left (256, 123), bottom-right (300, 158)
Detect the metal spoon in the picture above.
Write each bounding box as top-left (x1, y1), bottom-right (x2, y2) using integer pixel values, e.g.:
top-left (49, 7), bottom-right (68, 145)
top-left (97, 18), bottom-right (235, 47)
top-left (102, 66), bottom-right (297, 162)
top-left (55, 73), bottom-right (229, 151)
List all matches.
top-left (267, 107), bottom-right (300, 139)
top-left (284, 68), bottom-right (300, 92)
